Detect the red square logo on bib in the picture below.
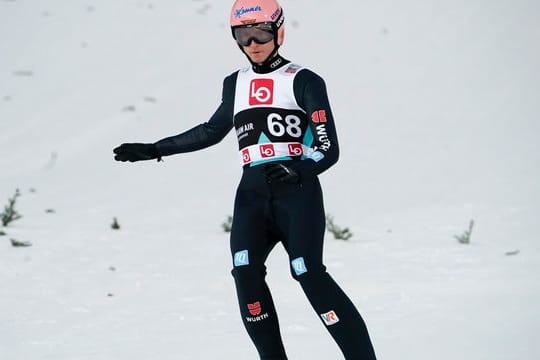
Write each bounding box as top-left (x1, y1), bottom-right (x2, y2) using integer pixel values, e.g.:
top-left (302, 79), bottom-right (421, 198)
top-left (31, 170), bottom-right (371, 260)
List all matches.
top-left (242, 148), bottom-right (251, 164)
top-left (260, 144), bottom-right (275, 158)
top-left (249, 79), bottom-right (274, 105)
top-left (288, 144), bottom-right (303, 156)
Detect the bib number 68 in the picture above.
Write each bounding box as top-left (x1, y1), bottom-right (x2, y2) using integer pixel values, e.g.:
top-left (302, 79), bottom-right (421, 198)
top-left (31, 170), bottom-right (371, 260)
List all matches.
top-left (267, 113), bottom-right (302, 138)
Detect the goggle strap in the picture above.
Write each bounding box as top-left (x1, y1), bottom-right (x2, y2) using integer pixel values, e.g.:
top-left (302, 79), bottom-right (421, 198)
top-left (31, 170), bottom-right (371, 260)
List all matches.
top-left (275, 9), bottom-right (284, 29)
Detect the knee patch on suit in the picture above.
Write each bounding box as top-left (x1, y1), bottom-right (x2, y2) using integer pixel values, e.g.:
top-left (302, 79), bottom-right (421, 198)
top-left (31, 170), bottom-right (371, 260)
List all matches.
top-left (290, 256), bottom-right (326, 281)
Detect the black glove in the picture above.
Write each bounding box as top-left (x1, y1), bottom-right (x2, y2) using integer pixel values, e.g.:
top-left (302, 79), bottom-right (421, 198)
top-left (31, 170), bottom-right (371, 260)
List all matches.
top-left (263, 163), bottom-right (300, 184)
top-left (113, 143), bottom-right (161, 162)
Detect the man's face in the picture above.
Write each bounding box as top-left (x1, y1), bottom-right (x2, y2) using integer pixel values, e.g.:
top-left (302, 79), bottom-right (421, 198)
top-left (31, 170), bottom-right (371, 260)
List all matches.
top-left (242, 39), bottom-right (275, 65)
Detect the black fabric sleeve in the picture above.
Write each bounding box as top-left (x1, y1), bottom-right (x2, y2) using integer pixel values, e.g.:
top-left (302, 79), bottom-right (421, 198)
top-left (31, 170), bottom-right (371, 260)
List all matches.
top-left (292, 69), bottom-right (340, 177)
top-left (154, 72), bottom-right (238, 157)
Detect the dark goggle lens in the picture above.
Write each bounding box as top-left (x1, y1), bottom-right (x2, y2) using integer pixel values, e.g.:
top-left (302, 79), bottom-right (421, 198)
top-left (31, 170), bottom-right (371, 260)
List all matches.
top-left (233, 24), bottom-right (275, 46)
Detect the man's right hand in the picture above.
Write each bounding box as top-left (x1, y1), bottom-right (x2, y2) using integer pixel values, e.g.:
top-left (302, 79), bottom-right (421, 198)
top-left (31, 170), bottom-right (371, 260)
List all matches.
top-left (113, 143), bottom-right (161, 162)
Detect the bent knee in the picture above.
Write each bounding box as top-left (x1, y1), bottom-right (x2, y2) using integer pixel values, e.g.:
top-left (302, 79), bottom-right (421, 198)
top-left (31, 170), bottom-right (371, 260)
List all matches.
top-left (231, 249), bottom-right (267, 280)
top-left (289, 256), bottom-right (326, 281)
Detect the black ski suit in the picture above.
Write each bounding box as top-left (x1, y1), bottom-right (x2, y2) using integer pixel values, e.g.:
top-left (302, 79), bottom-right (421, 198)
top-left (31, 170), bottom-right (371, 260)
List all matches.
top-left (154, 56), bottom-right (376, 360)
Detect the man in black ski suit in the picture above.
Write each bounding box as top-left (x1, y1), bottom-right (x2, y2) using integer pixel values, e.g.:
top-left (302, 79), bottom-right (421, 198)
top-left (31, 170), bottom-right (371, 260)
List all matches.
top-left (113, 0), bottom-right (377, 359)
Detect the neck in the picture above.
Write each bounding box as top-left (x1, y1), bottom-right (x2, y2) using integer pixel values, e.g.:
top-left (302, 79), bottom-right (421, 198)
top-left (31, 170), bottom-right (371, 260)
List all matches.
top-left (251, 53), bottom-right (289, 74)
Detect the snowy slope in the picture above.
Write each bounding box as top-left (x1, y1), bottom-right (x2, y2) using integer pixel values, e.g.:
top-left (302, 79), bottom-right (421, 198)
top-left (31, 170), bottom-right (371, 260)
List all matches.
top-left (1, 0), bottom-right (539, 359)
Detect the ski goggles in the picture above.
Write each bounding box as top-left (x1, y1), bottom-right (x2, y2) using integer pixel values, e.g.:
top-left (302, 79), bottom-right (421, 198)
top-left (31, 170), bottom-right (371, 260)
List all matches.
top-left (232, 22), bottom-right (276, 46)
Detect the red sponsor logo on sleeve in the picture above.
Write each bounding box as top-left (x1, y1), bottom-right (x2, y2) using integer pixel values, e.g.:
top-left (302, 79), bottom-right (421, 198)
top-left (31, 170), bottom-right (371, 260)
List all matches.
top-left (249, 79), bottom-right (274, 105)
top-left (311, 110), bottom-right (327, 123)
top-left (260, 144), bottom-right (275, 158)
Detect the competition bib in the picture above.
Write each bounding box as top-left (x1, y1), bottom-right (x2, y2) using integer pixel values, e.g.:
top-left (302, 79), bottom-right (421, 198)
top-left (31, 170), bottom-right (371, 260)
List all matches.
top-left (233, 63), bottom-right (314, 166)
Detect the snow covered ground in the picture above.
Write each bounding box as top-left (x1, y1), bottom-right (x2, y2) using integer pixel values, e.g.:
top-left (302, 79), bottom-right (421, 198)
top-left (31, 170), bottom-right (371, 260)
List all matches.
top-left (1, 0), bottom-right (539, 359)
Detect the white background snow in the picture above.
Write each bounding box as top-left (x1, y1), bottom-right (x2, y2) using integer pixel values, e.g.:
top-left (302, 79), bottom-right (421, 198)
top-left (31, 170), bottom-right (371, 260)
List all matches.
top-left (1, 0), bottom-right (539, 359)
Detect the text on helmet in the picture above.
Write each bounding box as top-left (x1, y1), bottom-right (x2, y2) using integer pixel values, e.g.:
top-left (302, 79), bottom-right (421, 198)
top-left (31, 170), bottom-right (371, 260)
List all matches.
top-left (234, 6), bottom-right (263, 19)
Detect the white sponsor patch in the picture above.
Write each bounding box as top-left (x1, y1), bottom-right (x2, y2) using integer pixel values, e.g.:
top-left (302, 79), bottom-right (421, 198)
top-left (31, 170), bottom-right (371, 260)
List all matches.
top-left (321, 310), bottom-right (340, 326)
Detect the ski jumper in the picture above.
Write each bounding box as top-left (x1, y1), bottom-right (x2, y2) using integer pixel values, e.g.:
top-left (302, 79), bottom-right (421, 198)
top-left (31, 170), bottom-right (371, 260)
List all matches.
top-left (155, 56), bottom-right (376, 360)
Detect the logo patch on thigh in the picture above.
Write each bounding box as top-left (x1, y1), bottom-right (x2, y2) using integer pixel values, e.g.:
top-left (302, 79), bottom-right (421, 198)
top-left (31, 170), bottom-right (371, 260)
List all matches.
top-left (234, 250), bottom-right (249, 266)
top-left (291, 257), bottom-right (308, 276)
